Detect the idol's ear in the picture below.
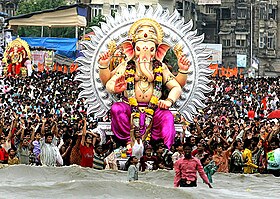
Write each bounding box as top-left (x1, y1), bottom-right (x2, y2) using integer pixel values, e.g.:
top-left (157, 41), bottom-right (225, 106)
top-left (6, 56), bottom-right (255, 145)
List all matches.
top-left (155, 43), bottom-right (170, 62)
top-left (121, 41), bottom-right (135, 60)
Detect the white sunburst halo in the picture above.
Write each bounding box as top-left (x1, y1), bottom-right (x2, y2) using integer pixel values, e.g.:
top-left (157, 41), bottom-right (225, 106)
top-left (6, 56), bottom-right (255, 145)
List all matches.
top-left (75, 3), bottom-right (214, 123)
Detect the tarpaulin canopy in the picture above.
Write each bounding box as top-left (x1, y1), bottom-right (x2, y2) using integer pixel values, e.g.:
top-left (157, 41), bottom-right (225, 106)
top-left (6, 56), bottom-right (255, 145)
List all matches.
top-left (6, 4), bottom-right (89, 27)
top-left (21, 37), bottom-right (78, 60)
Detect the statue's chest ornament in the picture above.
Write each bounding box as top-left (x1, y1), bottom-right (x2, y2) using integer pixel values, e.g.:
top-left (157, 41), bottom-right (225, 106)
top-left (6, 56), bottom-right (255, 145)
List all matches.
top-left (138, 81), bottom-right (151, 94)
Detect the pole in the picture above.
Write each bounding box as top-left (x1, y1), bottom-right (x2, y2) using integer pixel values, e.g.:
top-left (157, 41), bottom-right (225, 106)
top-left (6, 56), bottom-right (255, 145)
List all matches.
top-left (75, 26), bottom-right (78, 39)
top-left (250, 3), bottom-right (254, 77)
top-left (41, 26), bottom-right (44, 37)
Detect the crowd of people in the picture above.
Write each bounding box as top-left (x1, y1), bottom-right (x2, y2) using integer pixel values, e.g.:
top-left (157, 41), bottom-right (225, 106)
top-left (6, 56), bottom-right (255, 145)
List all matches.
top-left (0, 70), bottom-right (279, 186)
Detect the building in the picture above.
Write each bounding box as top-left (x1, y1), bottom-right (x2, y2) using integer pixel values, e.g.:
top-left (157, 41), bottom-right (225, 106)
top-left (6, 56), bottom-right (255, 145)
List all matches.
top-left (195, 0), bottom-right (220, 43)
top-left (253, 0), bottom-right (278, 76)
top-left (76, 0), bottom-right (175, 19)
top-left (0, 0), bottom-right (18, 17)
top-left (196, 0), bottom-right (279, 76)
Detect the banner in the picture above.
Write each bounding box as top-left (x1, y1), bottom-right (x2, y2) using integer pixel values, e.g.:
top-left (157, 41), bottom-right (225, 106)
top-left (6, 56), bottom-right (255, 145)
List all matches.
top-left (209, 65), bottom-right (242, 78)
top-left (201, 44), bottom-right (222, 64)
top-left (31, 50), bottom-right (45, 66)
top-left (237, 54), bottom-right (247, 68)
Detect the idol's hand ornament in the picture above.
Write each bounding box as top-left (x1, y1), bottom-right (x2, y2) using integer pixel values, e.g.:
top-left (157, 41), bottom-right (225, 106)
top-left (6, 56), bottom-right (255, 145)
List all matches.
top-left (114, 75), bottom-right (127, 93)
top-left (178, 55), bottom-right (190, 73)
top-left (98, 51), bottom-right (111, 68)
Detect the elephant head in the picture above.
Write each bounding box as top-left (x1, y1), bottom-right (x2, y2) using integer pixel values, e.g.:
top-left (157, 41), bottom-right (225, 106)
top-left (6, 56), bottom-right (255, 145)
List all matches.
top-left (121, 19), bottom-right (170, 82)
top-left (122, 39), bottom-right (169, 83)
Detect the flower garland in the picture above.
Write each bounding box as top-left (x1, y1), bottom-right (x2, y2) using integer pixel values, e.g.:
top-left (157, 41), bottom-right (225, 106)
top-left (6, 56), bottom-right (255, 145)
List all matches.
top-left (125, 60), bottom-right (163, 137)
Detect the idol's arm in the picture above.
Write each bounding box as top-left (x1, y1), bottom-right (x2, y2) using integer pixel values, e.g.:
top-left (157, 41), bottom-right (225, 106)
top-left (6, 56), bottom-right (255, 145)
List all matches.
top-left (105, 63), bottom-right (126, 93)
top-left (175, 72), bottom-right (188, 88)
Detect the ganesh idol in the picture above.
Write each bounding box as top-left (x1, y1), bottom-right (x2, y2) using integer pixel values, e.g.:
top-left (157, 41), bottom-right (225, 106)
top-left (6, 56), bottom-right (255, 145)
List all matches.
top-left (3, 38), bottom-right (31, 77)
top-left (98, 18), bottom-right (190, 148)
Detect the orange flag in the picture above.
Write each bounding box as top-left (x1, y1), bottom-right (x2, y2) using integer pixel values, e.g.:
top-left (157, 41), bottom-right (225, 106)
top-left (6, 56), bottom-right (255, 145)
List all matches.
top-left (220, 67), bottom-right (226, 77)
top-left (63, 65), bottom-right (68, 74)
top-left (53, 63), bottom-right (57, 71)
top-left (57, 64), bottom-right (63, 72)
top-left (38, 63), bottom-right (44, 72)
top-left (232, 67), bottom-right (238, 77)
top-left (70, 63), bottom-right (78, 73)
top-left (209, 64), bottom-right (218, 77)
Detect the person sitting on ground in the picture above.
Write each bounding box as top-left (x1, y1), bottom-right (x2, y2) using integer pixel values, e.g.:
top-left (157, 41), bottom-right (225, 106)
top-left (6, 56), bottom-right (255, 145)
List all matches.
top-left (174, 144), bottom-right (212, 188)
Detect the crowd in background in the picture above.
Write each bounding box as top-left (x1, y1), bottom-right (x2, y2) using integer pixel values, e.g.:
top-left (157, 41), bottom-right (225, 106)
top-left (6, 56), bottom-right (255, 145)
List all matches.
top-left (0, 71), bottom-right (279, 180)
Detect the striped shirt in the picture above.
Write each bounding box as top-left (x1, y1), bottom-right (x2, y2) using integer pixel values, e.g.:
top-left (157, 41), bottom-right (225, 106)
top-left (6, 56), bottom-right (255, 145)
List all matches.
top-left (93, 153), bottom-right (105, 170)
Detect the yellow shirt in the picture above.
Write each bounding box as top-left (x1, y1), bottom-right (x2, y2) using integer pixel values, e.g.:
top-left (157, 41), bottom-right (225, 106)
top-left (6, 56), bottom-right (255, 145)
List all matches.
top-left (8, 156), bottom-right (20, 165)
top-left (242, 148), bottom-right (258, 174)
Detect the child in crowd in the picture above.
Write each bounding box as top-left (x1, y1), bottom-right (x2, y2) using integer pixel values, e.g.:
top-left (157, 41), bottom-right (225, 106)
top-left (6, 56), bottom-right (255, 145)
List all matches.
top-left (201, 154), bottom-right (219, 183)
top-left (126, 156), bottom-right (138, 182)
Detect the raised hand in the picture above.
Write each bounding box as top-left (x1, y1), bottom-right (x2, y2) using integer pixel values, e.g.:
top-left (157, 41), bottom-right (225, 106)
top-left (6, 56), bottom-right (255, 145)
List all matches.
top-left (114, 75), bottom-right (127, 93)
top-left (178, 55), bottom-right (191, 71)
top-left (99, 51), bottom-right (111, 67)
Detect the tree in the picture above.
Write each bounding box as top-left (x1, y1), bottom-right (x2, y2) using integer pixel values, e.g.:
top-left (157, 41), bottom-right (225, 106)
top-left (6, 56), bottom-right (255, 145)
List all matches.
top-left (17, 0), bottom-right (66, 15)
top-left (85, 14), bottom-right (106, 34)
top-left (16, 0), bottom-right (75, 37)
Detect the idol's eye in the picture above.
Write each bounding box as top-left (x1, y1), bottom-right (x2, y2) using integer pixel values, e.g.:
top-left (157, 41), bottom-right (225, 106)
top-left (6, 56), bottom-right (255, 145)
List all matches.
top-left (150, 47), bottom-right (154, 52)
top-left (136, 46), bottom-right (140, 51)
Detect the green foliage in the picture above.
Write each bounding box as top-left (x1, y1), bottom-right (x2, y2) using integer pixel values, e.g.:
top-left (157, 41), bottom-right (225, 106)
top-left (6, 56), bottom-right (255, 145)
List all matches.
top-left (85, 14), bottom-right (106, 34)
top-left (164, 49), bottom-right (178, 73)
top-left (17, 0), bottom-right (66, 15)
top-left (16, 0), bottom-right (75, 38)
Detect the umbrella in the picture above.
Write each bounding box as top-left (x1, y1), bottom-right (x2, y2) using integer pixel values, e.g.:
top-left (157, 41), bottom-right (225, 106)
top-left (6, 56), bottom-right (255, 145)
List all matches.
top-left (267, 109), bottom-right (280, 119)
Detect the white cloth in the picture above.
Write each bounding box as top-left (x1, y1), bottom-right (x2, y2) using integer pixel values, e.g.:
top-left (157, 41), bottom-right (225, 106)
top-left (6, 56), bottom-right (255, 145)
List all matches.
top-left (132, 139), bottom-right (144, 160)
top-left (40, 138), bottom-right (62, 166)
top-left (172, 151), bottom-right (184, 164)
top-left (104, 152), bottom-right (118, 170)
top-left (25, 60), bottom-right (33, 76)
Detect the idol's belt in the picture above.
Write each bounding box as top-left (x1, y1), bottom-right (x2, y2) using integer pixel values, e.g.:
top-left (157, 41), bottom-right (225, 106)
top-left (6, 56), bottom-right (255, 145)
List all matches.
top-left (122, 97), bottom-right (149, 107)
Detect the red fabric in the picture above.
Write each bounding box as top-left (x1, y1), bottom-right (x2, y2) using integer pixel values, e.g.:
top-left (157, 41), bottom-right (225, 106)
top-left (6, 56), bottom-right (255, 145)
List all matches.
top-left (80, 144), bottom-right (94, 168)
top-left (11, 127), bottom-right (16, 146)
top-left (261, 97), bottom-right (267, 110)
top-left (174, 157), bottom-right (210, 187)
top-left (267, 109), bottom-right (280, 119)
top-left (15, 63), bottom-right (21, 75)
top-left (0, 148), bottom-right (5, 161)
top-left (248, 110), bottom-right (255, 119)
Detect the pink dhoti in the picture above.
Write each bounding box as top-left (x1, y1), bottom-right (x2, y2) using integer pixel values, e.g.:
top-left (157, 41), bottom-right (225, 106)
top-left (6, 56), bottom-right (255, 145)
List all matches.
top-left (111, 102), bottom-right (175, 148)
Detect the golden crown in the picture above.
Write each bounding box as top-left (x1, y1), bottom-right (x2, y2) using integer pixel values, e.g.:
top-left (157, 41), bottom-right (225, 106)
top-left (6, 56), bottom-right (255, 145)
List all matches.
top-left (128, 18), bottom-right (164, 44)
